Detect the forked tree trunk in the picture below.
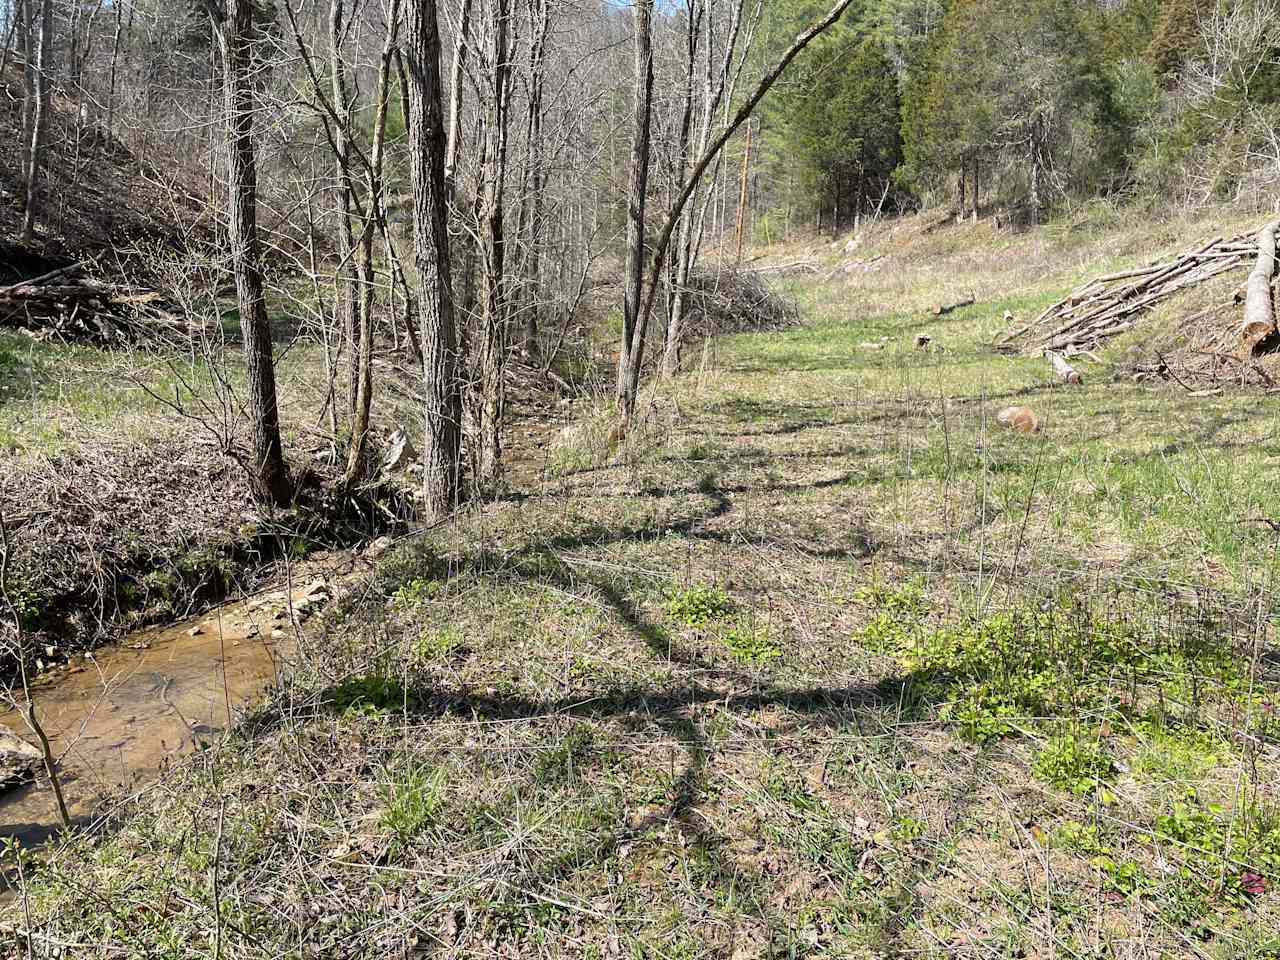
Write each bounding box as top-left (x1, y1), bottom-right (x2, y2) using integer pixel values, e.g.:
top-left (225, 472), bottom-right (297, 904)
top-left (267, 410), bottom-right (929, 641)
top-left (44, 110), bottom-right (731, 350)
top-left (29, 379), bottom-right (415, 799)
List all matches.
top-left (404, 0), bottom-right (463, 519)
top-left (473, 0), bottom-right (513, 489)
top-left (616, 0), bottom-right (655, 422)
top-left (343, 0), bottom-right (401, 488)
top-left (217, 0), bottom-right (293, 505)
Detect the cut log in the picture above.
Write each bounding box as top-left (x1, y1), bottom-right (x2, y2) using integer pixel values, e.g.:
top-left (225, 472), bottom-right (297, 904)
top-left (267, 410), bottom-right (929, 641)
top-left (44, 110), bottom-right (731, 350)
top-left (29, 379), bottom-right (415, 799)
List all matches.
top-left (932, 295), bottom-right (975, 316)
top-left (997, 406), bottom-right (1040, 433)
top-left (1239, 219), bottom-right (1280, 357)
top-left (1045, 350), bottom-right (1082, 384)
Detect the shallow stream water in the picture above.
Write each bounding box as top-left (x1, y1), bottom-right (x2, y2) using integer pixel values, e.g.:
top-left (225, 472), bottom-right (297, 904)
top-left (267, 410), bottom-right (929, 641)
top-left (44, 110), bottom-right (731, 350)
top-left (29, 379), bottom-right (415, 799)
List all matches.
top-left (0, 580), bottom-right (327, 846)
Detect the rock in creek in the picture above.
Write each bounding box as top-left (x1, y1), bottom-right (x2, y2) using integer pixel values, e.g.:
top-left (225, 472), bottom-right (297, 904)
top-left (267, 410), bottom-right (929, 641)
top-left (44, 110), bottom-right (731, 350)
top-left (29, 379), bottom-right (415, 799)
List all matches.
top-left (0, 729), bottom-right (43, 793)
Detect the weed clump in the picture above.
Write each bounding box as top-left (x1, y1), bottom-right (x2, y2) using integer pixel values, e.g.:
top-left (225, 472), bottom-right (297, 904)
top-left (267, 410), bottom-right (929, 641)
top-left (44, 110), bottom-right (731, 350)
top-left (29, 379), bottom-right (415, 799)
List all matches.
top-left (325, 675), bottom-right (408, 717)
top-left (381, 762), bottom-right (447, 842)
top-left (1032, 731), bottom-right (1115, 796)
top-left (667, 584), bottom-right (734, 628)
top-left (721, 622), bottom-right (781, 663)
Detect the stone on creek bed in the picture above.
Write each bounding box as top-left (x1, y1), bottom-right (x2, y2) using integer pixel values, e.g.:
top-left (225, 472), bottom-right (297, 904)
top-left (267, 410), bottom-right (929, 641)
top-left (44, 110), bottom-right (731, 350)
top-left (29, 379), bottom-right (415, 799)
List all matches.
top-left (0, 728), bottom-right (43, 792)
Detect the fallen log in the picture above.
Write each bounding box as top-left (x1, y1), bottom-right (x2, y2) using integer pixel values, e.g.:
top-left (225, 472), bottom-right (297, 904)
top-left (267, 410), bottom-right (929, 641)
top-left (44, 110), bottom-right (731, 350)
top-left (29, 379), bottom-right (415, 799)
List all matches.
top-left (1239, 219), bottom-right (1280, 357)
top-left (932, 295), bottom-right (975, 316)
top-left (1045, 350), bottom-right (1082, 384)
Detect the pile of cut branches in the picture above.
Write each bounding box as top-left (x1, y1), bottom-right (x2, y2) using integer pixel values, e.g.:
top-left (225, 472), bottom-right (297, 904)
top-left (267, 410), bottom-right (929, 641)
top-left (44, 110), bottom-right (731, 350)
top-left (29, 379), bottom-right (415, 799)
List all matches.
top-left (999, 232), bottom-right (1260, 357)
top-left (0, 257), bottom-right (186, 344)
top-left (677, 267), bottom-right (801, 339)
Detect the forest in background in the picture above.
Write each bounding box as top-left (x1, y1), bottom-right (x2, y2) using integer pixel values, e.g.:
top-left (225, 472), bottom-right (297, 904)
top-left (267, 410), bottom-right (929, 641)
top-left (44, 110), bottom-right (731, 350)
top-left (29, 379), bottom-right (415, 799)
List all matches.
top-left (762, 0), bottom-right (1280, 231)
top-left (4, 0), bottom-right (1278, 509)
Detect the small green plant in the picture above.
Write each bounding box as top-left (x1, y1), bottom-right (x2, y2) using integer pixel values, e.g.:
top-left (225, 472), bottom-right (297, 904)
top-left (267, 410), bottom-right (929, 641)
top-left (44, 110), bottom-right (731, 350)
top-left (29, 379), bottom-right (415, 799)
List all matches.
top-left (381, 762), bottom-right (447, 842)
top-left (392, 577), bottom-right (437, 609)
top-left (1032, 732), bottom-right (1115, 795)
top-left (720, 622), bottom-right (781, 663)
top-left (893, 815), bottom-right (927, 841)
top-left (685, 440), bottom-right (715, 461)
top-left (668, 584), bottom-right (733, 628)
top-left (1092, 854), bottom-right (1150, 897)
top-left (326, 675), bottom-right (408, 717)
top-left (853, 577), bottom-right (927, 616)
top-left (413, 627), bottom-right (464, 662)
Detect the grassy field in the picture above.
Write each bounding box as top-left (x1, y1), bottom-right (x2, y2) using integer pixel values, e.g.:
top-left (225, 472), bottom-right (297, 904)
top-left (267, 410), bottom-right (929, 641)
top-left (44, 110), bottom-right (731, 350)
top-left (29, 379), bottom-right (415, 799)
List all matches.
top-left (6, 204), bottom-right (1280, 958)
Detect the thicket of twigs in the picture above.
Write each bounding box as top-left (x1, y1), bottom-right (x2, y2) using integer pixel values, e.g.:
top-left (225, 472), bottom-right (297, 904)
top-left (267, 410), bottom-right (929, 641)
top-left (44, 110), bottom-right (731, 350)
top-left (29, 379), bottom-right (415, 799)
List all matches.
top-left (674, 267), bottom-right (801, 339)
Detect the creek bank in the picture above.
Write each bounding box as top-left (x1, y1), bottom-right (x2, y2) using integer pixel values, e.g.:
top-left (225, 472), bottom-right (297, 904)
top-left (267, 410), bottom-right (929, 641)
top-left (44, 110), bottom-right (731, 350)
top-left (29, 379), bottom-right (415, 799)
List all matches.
top-left (0, 434), bottom-right (411, 683)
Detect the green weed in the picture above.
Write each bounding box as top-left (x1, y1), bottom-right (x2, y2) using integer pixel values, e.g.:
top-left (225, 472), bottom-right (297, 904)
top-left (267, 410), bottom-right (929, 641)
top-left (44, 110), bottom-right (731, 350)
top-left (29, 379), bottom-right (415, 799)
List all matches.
top-left (667, 584), bottom-right (734, 628)
top-left (413, 627), bottom-right (464, 662)
top-left (381, 762), bottom-right (447, 842)
top-left (325, 675), bottom-right (408, 717)
top-left (1032, 731), bottom-right (1115, 796)
top-left (720, 622), bottom-right (782, 663)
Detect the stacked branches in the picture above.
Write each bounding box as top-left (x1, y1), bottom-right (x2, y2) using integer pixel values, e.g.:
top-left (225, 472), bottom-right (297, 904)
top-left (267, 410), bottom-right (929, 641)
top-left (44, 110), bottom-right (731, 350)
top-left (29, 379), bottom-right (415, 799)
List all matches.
top-left (1000, 231), bottom-right (1264, 357)
top-left (673, 267), bottom-right (801, 341)
top-left (0, 259), bottom-right (186, 344)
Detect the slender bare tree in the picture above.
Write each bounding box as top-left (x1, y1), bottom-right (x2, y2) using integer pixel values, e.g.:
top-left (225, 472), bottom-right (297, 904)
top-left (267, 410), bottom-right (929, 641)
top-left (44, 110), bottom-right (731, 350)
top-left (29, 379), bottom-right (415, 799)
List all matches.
top-left (206, 0), bottom-right (294, 505)
top-left (616, 0), bottom-right (655, 423)
top-left (20, 0), bottom-right (51, 242)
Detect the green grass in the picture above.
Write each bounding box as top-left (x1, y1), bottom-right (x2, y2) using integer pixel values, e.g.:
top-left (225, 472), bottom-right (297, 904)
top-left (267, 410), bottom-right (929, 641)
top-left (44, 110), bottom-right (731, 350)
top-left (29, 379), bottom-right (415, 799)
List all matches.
top-left (9, 203), bottom-right (1280, 958)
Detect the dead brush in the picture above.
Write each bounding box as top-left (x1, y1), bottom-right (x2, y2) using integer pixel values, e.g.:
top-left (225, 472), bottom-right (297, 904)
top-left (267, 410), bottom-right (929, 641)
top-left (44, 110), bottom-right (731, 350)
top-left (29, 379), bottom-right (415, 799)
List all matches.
top-left (675, 267), bottom-right (801, 340)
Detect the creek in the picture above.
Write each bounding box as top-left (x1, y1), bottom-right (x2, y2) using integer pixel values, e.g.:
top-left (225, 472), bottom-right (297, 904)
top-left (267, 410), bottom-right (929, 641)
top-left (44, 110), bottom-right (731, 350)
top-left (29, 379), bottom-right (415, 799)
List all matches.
top-left (0, 579), bottom-right (329, 846)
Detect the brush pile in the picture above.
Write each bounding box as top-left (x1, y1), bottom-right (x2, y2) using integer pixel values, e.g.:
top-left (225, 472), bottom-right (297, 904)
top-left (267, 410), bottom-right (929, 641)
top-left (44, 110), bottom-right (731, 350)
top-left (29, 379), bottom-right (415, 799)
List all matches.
top-left (0, 253), bottom-right (186, 343)
top-left (677, 267), bottom-right (801, 338)
top-left (999, 232), bottom-right (1260, 357)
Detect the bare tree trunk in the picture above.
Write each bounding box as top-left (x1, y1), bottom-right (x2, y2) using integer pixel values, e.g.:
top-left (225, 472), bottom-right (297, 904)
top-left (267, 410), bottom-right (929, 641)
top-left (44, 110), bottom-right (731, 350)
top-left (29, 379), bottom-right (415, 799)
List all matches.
top-left (106, 0), bottom-right (124, 136)
top-left (329, 0), bottom-right (360, 418)
top-left (661, 0), bottom-right (699, 376)
top-left (444, 0), bottom-right (473, 190)
top-left (20, 0), bottom-right (51, 243)
top-left (405, 0), bottom-right (463, 519)
top-left (514, 0), bottom-right (549, 357)
top-left (16, 0), bottom-right (32, 183)
top-left (213, 0), bottom-right (293, 505)
top-left (616, 0), bottom-right (655, 422)
top-left (734, 118), bottom-right (752, 263)
top-left (344, 0), bottom-right (401, 488)
top-left (473, 0), bottom-right (513, 489)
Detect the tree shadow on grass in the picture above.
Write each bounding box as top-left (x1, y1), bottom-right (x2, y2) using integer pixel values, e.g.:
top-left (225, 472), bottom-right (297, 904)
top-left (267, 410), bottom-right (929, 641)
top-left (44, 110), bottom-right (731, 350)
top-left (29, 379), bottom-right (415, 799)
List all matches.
top-left (329, 520), bottom-right (989, 955)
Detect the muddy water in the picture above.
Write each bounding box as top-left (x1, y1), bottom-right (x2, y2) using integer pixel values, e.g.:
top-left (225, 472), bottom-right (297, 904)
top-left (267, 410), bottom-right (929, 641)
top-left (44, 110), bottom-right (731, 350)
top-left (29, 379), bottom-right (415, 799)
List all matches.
top-left (0, 580), bottom-right (328, 846)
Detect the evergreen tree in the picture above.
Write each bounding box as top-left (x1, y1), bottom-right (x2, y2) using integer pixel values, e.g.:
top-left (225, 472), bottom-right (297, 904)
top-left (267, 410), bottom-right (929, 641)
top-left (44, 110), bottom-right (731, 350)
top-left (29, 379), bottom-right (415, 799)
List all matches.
top-left (900, 0), bottom-right (1128, 214)
top-left (773, 32), bottom-right (904, 225)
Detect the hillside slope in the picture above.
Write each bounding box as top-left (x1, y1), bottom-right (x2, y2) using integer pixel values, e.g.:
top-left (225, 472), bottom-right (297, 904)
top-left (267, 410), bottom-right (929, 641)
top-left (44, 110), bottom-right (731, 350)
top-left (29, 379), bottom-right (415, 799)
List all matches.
top-left (0, 62), bottom-right (204, 280)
